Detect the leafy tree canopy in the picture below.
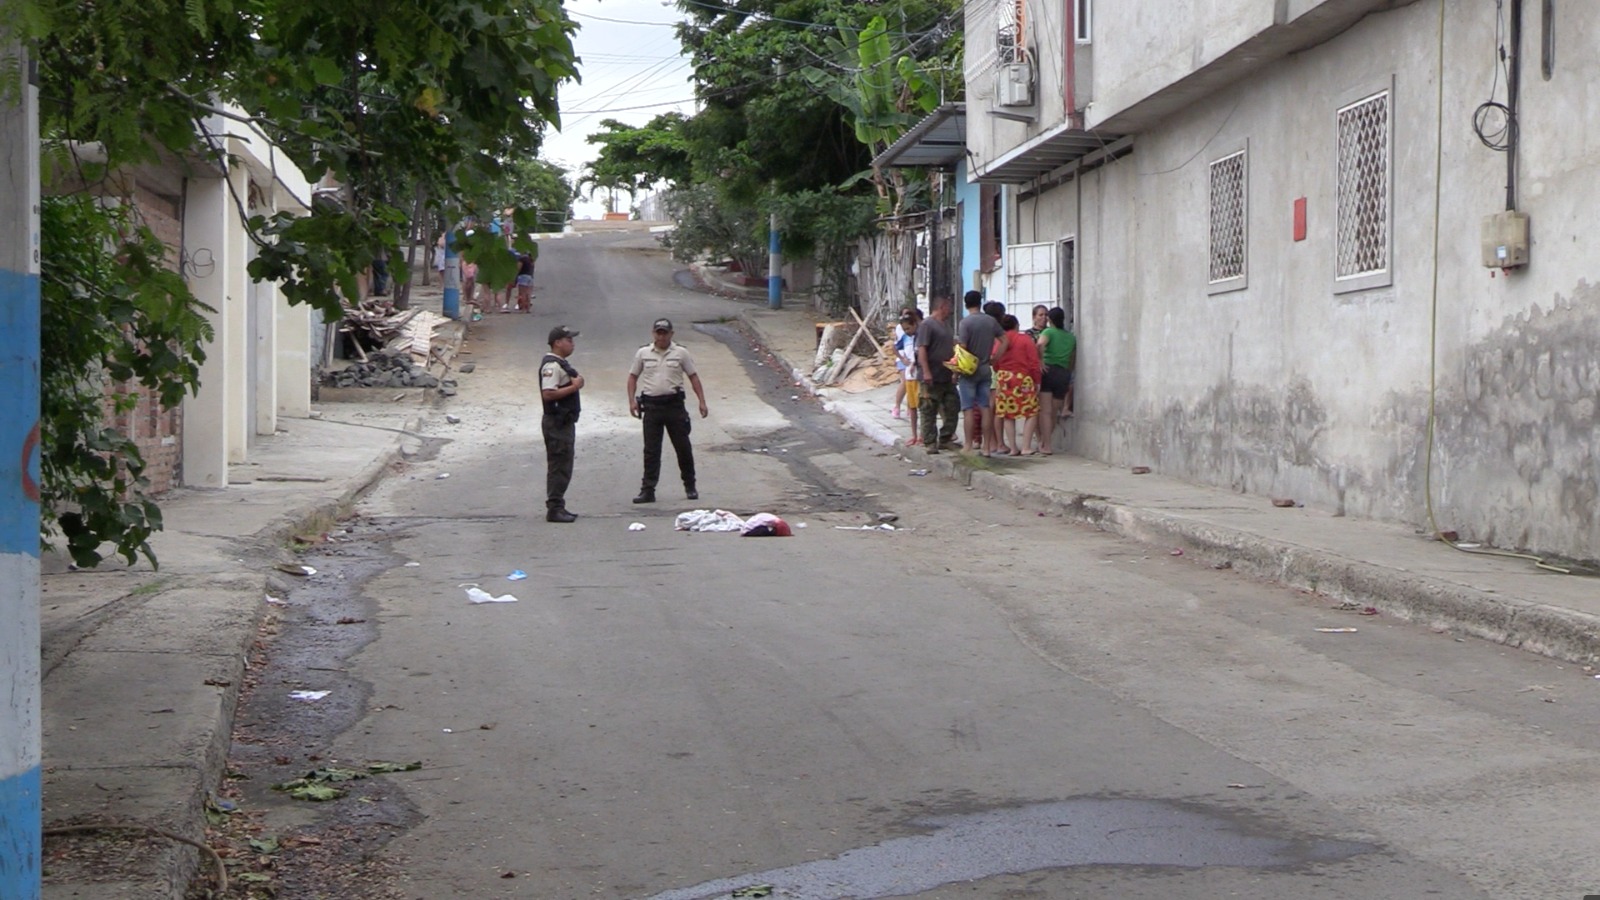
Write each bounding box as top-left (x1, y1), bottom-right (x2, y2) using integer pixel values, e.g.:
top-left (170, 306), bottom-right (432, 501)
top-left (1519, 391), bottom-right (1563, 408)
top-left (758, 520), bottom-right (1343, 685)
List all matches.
top-left (9, 0), bottom-right (581, 565)
top-left (580, 114), bottom-right (694, 202)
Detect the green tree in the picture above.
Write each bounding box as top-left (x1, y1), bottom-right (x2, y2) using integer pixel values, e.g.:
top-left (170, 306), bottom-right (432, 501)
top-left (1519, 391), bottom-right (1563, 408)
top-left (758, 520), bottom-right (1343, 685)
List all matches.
top-left (11, 0), bottom-right (581, 564)
top-left (37, 196), bottom-right (213, 567)
top-left (581, 114), bottom-right (694, 202)
top-left (652, 0), bottom-right (961, 302)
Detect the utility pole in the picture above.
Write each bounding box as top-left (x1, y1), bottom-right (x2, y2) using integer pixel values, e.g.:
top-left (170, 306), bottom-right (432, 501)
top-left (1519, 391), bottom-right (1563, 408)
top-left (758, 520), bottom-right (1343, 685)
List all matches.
top-left (1, 43), bottom-right (43, 900)
top-left (767, 212), bottom-right (782, 310)
top-left (442, 227), bottom-right (460, 320)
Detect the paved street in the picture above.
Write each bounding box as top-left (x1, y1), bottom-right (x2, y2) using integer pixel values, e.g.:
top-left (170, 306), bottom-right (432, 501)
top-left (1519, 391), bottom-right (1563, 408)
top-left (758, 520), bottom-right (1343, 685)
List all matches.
top-left (219, 229), bottom-right (1600, 899)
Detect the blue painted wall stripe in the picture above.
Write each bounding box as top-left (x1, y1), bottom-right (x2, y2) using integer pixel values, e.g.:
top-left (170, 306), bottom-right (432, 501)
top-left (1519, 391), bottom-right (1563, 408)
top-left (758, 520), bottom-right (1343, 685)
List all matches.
top-left (0, 268), bottom-right (40, 557)
top-left (0, 766), bottom-right (39, 898)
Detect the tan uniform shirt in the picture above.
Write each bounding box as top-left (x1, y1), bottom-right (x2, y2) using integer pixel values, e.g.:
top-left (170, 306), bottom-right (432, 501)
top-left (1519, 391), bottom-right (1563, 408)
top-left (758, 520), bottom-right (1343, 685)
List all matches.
top-left (540, 356), bottom-right (573, 394)
top-left (630, 343), bottom-right (697, 397)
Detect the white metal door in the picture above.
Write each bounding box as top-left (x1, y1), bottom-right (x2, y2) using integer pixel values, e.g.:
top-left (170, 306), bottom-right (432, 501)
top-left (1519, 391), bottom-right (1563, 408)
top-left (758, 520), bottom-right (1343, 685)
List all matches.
top-left (1005, 241), bottom-right (1055, 319)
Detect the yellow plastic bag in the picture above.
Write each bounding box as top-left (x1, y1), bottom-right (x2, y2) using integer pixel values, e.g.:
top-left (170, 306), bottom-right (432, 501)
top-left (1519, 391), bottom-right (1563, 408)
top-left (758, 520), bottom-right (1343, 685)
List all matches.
top-left (947, 343), bottom-right (979, 376)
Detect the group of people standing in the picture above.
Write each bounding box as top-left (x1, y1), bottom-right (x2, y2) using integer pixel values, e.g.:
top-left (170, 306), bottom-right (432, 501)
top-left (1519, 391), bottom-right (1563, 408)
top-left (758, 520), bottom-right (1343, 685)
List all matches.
top-left (893, 291), bottom-right (1075, 456)
top-left (438, 216), bottom-right (538, 314)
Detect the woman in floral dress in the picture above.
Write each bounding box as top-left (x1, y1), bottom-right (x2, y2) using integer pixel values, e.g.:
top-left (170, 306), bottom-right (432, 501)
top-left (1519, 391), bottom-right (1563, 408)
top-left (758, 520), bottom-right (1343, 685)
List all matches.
top-left (991, 314), bottom-right (1041, 455)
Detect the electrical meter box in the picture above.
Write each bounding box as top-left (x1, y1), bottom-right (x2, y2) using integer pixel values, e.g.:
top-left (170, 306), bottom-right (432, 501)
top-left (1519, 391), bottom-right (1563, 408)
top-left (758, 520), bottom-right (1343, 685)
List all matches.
top-left (1481, 210), bottom-right (1530, 268)
top-left (998, 62), bottom-right (1034, 108)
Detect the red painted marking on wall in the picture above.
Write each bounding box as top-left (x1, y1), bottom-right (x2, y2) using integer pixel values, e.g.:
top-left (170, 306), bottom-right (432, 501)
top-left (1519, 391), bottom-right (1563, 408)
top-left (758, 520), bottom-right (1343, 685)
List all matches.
top-left (21, 420), bottom-right (39, 503)
top-left (1293, 198), bottom-right (1307, 242)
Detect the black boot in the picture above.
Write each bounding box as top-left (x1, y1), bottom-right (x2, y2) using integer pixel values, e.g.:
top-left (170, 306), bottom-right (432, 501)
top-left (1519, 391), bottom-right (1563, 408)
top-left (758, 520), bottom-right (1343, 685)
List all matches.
top-left (684, 484), bottom-right (698, 501)
top-left (632, 488), bottom-right (656, 504)
top-left (546, 508), bottom-right (577, 523)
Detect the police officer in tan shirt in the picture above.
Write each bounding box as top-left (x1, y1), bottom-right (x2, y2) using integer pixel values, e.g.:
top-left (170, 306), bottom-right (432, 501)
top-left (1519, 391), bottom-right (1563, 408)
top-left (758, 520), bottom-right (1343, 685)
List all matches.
top-left (626, 318), bottom-right (708, 503)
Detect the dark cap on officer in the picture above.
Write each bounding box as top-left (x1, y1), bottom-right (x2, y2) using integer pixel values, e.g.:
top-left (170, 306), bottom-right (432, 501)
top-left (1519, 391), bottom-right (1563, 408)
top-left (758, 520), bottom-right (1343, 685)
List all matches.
top-left (652, 318), bottom-right (673, 333)
top-left (548, 325), bottom-right (579, 345)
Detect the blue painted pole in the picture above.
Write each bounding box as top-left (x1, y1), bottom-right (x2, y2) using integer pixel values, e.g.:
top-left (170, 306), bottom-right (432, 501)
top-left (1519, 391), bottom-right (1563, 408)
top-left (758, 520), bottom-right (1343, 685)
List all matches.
top-left (767, 212), bottom-right (782, 310)
top-left (1, 44), bottom-right (43, 900)
top-left (442, 229), bottom-right (460, 319)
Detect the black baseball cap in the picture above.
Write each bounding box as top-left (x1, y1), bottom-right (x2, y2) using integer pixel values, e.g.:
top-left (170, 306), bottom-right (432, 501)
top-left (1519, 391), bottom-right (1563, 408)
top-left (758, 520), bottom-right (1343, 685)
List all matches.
top-left (652, 318), bottom-right (673, 332)
top-left (548, 325), bottom-right (579, 344)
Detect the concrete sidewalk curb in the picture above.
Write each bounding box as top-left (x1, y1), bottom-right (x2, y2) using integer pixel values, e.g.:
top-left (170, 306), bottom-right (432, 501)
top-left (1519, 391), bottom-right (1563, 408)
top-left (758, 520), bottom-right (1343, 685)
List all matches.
top-left (250, 417), bottom-right (421, 552)
top-left (739, 308), bottom-right (1600, 668)
top-left (41, 418), bottom-right (419, 899)
top-left (969, 469), bottom-right (1600, 664)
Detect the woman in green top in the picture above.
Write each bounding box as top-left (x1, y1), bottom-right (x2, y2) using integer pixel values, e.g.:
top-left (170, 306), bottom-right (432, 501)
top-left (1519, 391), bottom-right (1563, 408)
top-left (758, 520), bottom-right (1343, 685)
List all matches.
top-left (1034, 307), bottom-right (1076, 454)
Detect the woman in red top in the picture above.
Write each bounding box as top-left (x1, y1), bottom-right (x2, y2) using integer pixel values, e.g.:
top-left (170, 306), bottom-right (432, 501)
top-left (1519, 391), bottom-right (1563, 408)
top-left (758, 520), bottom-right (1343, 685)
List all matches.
top-left (991, 314), bottom-right (1042, 455)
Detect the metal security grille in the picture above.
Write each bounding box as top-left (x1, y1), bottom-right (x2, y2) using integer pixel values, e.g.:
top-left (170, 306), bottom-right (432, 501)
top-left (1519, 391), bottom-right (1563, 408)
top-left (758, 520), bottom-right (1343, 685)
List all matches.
top-left (1336, 92), bottom-right (1390, 279)
top-left (1208, 151), bottom-right (1246, 283)
top-left (996, 0), bottom-right (1024, 64)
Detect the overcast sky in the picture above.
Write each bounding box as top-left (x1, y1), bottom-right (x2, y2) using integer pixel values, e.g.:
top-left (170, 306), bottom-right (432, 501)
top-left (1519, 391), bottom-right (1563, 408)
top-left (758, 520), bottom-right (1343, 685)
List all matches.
top-left (547, 0), bottom-right (699, 219)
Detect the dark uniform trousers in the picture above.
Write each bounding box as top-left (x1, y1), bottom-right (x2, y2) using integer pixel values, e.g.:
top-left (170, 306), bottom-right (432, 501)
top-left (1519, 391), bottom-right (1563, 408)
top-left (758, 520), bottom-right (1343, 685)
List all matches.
top-left (543, 412), bottom-right (576, 510)
top-left (639, 393), bottom-right (695, 491)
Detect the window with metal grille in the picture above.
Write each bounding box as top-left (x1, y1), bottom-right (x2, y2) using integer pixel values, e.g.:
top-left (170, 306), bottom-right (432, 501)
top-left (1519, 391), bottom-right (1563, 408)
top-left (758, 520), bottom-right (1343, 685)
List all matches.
top-left (996, 0), bottom-right (1024, 64)
top-left (1208, 150), bottom-right (1246, 285)
top-left (1335, 91), bottom-right (1390, 281)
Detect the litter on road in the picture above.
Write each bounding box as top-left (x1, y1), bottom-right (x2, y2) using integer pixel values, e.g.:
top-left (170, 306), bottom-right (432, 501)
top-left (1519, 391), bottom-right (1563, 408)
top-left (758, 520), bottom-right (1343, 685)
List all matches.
top-left (741, 513), bottom-right (792, 537)
top-left (675, 509), bottom-right (746, 532)
top-left (507, 570), bottom-right (528, 581)
top-left (909, 469), bottom-right (929, 476)
top-left (628, 523), bottom-right (646, 531)
top-left (1314, 627), bottom-right (1359, 633)
top-left (288, 690), bottom-right (331, 701)
top-left (836, 524), bottom-right (896, 532)
top-left (464, 586), bottom-right (519, 604)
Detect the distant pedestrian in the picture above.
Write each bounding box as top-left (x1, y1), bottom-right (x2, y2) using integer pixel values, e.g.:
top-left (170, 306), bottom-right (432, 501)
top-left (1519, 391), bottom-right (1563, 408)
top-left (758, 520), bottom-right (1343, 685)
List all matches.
top-left (956, 291), bottom-right (1005, 455)
top-left (1036, 307), bottom-right (1076, 455)
top-left (915, 296), bottom-right (960, 451)
top-left (992, 314), bottom-right (1041, 455)
top-left (1025, 304), bottom-right (1049, 339)
top-left (460, 259), bottom-right (478, 310)
top-left (515, 253), bottom-right (535, 313)
top-left (539, 326), bottom-right (584, 522)
top-left (627, 318), bottom-right (708, 503)
top-left (895, 308), bottom-right (923, 445)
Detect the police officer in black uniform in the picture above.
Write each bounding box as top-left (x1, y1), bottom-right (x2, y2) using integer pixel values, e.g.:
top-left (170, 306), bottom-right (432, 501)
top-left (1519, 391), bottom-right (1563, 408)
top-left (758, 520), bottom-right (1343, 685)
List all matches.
top-left (539, 326), bottom-right (583, 522)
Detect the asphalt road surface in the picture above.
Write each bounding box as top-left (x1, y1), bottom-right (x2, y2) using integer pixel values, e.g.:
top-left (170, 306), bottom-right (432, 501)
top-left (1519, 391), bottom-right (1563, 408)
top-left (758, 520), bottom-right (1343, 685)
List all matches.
top-left (228, 226), bottom-right (1600, 900)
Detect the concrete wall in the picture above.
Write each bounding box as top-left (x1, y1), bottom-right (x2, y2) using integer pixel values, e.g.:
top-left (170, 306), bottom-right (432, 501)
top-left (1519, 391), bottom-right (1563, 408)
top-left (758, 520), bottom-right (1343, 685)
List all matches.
top-left (181, 116), bottom-right (312, 486)
top-left (1009, 0), bottom-right (1600, 561)
top-left (963, 0), bottom-right (1070, 170)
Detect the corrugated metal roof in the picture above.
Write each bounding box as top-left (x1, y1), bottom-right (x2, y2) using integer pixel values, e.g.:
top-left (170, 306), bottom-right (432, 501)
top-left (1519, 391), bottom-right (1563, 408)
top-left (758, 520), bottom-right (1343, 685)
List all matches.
top-left (872, 104), bottom-right (967, 170)
top-left (975, 120), bottom-right (1124, 184)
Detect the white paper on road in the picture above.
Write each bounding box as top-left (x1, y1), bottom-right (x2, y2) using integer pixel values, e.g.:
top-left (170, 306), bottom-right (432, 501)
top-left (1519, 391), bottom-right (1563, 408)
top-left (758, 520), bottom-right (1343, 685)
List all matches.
top-left (464, 586), bottom-right (519, 604)
top-left (289, 690), bottom-right (331, 701)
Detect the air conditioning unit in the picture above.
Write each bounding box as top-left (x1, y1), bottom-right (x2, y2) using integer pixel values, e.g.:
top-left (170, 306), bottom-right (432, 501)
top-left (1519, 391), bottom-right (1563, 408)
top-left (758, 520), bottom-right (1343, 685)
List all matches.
top-left (997, 61), bottom-right (1034, 108)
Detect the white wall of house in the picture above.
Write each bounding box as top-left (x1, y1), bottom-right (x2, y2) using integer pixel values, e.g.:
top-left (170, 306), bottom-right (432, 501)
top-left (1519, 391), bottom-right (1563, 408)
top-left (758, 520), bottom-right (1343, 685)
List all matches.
top-left (992, 0), bottom-right (1600, 561)
top-left (181, 113), bottom-right (312, 487)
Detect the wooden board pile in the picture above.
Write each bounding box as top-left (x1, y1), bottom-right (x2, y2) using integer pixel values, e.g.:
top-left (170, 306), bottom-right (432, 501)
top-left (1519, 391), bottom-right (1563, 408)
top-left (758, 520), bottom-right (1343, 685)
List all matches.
top-left (321, 299), bottom-right (458, 391)
top-left (338, 300), bottom-right (451, 364)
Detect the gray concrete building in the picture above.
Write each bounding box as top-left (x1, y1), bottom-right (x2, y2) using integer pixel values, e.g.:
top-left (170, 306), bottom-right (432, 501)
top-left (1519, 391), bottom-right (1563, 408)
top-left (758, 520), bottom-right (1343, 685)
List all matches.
top-left (964, 0), bottom-right (1599, 563)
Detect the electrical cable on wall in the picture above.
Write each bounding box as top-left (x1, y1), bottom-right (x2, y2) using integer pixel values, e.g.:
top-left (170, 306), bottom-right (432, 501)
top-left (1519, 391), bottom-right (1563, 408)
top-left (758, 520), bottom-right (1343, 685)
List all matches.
top-left (1472, 0), bottom-right (1516, 151)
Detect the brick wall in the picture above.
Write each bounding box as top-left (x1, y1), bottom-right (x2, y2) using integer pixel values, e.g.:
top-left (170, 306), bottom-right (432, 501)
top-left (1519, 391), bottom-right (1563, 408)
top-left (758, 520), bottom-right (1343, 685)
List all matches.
top-left (112, 183), bottom-right (185, 494)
